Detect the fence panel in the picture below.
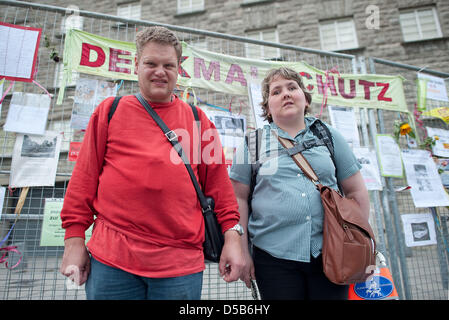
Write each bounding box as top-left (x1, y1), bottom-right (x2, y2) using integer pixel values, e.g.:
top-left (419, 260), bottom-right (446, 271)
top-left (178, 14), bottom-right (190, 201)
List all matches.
top-left (368, 57), bottom-right (449, 300)
top-left (0, 0), bottom-right (447, 300)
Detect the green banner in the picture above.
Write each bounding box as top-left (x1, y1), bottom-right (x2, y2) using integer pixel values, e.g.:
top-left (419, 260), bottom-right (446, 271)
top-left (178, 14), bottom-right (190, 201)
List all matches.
top-left (59, 29), bottom-right (408, 113)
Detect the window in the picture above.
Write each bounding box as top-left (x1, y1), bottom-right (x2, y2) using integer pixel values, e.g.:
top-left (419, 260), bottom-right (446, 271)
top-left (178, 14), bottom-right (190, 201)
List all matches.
top-left (399, 7), bottom-right (442, 42)
top-left (117, 2), bottom-right (141, 20)
top-left (177, 0), bottom-right (204, 14)
top-left (245, 29), bottom-right (280, 60)
top-left (319, 18), bottom-right (358, 51)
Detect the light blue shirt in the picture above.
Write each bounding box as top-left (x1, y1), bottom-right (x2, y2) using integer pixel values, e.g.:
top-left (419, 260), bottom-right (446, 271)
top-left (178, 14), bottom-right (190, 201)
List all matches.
top-left (229, 117), bottom-right (361, 262)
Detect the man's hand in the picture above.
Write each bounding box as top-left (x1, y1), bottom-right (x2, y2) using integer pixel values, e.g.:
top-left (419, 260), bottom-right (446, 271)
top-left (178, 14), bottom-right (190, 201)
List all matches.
top-left (218, 230), bottom-right (244, 283)
top-left (59, 237), bottom-right (91, 286)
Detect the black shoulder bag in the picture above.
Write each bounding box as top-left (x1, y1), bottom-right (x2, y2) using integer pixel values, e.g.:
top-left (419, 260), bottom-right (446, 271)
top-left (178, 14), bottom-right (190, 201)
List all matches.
top-left (134, 93), bottom-right (224, 263)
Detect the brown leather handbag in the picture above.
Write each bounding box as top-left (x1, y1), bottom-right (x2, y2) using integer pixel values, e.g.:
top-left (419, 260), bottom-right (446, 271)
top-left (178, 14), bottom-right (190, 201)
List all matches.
top-left (277, 135), bottom-right (376, 285)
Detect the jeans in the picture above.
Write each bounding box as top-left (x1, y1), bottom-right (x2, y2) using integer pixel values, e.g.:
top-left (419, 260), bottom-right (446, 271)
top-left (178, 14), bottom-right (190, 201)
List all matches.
top-left (85, 256), bottom-right (203, 300)
top-left (253, 246), bottom-right (348, 300)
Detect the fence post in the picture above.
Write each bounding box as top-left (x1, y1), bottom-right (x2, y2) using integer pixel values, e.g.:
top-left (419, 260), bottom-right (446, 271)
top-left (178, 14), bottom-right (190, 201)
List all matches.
top-left (356, 57), bottom-right (388, 257)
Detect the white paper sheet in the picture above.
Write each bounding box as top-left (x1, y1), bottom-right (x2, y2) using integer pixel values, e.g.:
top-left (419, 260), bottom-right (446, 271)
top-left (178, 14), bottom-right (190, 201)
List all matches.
top-left (0, 80), bottom-right (4, 113)
top-left (40, 198), bottom-right (92, 246)
top-left (0, 186), bottom-right (5, 220)
top-left (401, 149), bottom-right (449, 208)
top-left (418, 73), bottom-right (449, 102)
top-left (353, 147), bottom-right (382, 190)
top-left (0, 24), bottom-right (40, 80)
top-left (376, 134), bottom-right (403, 178)
top-left (328, 105), bottom-right (360, 148)
top-left (207, 111), bottom-right (246, 148)
top-left (401, 213), bottom-right (437, 247)
top-left (71, 78), bottom-right (117, 130)
top-left (4, 92), bottom-right (50, 135)
top-left (10, 131), bottom-right (62, 188)
top-left (248, 81), bottom-right (267, 129)
top-left (426, 127), bottom-right (449, 158)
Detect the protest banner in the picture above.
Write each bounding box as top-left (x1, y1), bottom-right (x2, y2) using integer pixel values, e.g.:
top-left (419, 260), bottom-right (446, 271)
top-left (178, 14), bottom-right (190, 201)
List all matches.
top-left (59, 29), bottom-right (408, 114)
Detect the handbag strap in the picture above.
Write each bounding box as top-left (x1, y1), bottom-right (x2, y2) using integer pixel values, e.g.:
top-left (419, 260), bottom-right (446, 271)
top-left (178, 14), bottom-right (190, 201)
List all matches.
top-left (134, 93), bottom-right (212, 213)
top-left (274, 132), bottom-right (320, 184)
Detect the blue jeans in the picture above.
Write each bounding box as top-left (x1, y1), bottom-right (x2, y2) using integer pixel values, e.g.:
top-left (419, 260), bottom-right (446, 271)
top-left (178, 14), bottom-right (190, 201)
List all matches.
top-left (85, 256), bottom-right (203, 300)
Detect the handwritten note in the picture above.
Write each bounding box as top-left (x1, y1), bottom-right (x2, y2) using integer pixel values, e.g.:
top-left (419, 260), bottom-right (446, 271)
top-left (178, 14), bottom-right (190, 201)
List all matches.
top-left (0, 22), bottom-right (41, 82)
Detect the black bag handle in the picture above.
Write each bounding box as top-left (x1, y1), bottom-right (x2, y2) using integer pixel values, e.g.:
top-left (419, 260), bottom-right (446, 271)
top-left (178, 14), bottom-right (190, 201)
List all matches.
top-left (134, 93), bottom-right (213, 214)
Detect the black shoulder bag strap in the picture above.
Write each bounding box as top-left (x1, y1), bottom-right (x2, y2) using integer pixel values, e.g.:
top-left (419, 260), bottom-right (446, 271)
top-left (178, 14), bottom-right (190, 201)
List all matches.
top-left (134, 93), bottom-right (213, 213)
top-left (108, 96), bottom-right (122, 123)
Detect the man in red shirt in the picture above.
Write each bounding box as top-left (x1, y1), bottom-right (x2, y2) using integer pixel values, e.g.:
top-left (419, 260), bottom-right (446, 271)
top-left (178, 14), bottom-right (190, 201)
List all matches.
top-left (59, 26), bottom-right (244, 299)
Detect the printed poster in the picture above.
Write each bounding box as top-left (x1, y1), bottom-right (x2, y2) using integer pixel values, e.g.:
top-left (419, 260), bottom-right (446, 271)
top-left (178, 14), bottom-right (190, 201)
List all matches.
top-left (9, 131), bottom-right (62, 188)
top-left (401, 213), bottom-right (437, 247)
top-left (71, 78), bottom-right (117, 130)
top-left (207, 111), bottom-right (246, 148)
top-left (417, 73), bottom-right (448, 102)
top-left (40, 198), bottom-right (92, 246)
top-left (68, 142), bottom-right (82, 161)
top-left (401, 149), bottom-right (449, 208)
top-left (435, 158), bottom-right (449, 188)
top-left (375, 134), bottom-right (403, 178)
top-left (426, 127), bottom-right (449, 158)
top-left (328, 105), bottom-right (360, 148)
top-left (353, 147), bottom-right (382, 190)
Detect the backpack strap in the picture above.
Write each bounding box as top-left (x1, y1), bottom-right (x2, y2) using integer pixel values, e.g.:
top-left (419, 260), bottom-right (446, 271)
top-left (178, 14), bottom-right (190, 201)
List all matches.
top-left (309, 119), bottom-right (344, 194)
top-left (189, 103), bottom-right (201, 173)
top-left (245, 128), bottom-right (264, 165)
top-left (189, 103), bottom-right (200, 122)
top-left (108, 96), bottom-right (122, 123)
top-left (245, 128), bottom-right (263, 215)
top-left (310, 119), bottom-right (335, 163)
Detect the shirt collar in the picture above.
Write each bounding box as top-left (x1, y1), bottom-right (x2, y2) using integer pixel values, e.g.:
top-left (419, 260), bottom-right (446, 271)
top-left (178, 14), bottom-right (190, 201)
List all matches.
top-left (269, 116), bottom-right (319, 140)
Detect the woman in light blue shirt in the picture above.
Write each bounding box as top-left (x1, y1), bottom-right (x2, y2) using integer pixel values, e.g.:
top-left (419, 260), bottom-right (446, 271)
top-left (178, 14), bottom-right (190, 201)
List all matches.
top-left (230, 67), bottom-right (369, 300)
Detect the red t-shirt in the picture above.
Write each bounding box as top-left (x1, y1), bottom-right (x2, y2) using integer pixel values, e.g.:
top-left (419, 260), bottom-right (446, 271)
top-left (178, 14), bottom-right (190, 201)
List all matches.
top-left (61, 95), bottom-right (239, 277)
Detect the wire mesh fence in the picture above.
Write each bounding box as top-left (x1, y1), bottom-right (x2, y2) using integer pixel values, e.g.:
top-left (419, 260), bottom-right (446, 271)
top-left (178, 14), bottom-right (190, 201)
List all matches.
top-left (0, 0), bottom-right (448, 300)
top-left (366, 58), bottom-right (449, 300)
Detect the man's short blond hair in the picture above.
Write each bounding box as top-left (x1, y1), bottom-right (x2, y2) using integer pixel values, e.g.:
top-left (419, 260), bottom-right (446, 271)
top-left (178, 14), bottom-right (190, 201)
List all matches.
top-left (135, 26), bottom-right (182, 62)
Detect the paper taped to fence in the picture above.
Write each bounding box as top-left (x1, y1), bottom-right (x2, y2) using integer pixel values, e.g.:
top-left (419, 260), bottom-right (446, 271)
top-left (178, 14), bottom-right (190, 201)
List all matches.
top-left (60, 29), bottom-right (408, 113)
top-left (401, 213), bottom-right (437, 247)
top-left (0, 22), bottom-right (41, 82)
top-left (10, 131), bottom-right (62, 188)
top-left (4, 92), bottom-right (51, 135)
top-left (40, 198), bottom-right (92, 246)
top-left (401, 149), bottom-right (449, 208)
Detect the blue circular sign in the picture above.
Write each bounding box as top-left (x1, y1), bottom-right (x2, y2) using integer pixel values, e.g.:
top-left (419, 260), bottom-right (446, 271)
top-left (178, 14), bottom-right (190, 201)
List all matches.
top-left (353, 275), bottom-right (394, 300)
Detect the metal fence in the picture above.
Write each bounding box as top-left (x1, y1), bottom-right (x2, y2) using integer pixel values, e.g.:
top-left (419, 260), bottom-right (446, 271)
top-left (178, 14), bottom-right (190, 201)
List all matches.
top-left (0, 0), bottom-right (448, 300)
top-left (365, 58), bottom-right (449, 300)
